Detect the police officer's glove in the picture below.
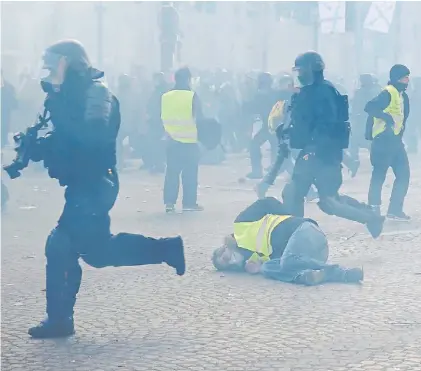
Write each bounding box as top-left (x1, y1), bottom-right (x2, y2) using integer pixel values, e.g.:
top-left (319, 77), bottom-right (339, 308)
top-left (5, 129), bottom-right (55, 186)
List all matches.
top-left (255, 181), bottom-right (270, 200)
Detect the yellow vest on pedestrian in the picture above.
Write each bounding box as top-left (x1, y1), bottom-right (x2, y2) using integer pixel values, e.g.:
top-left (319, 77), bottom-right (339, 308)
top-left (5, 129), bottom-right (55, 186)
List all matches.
top-left (268, 99), bottom-right (286, 134)
top-left (372, 85), bottom-right (404, 139)
top-left (161, 90), bottom-right (198, 143)
top-left (233, 214), bottom-right (292, 262)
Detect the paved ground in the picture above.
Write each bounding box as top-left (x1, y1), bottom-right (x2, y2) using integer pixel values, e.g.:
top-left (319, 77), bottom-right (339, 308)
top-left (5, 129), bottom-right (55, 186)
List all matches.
top-left (2, 150), bottom-right (421, 371)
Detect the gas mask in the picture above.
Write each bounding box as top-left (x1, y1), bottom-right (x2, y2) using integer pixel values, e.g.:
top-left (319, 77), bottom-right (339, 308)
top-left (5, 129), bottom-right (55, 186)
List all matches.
top-left (40, 51), bottom-right (66, 93)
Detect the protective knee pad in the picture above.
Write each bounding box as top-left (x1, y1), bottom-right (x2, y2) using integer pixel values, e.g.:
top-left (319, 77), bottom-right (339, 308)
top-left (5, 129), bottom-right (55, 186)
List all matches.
top-left (45, 227), bottom-right (73, 261)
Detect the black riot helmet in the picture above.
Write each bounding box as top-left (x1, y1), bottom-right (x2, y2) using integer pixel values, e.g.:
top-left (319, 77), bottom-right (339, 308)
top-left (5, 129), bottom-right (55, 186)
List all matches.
top-left (293, 51), bottom-right (325, 86)
top-left (41, 39), bottom-right (103, 92)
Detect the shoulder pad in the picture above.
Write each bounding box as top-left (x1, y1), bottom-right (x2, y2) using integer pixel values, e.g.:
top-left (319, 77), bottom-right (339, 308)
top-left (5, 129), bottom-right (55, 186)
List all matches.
top-left (85, 82), bottom-right (113, 122)
top-left (87, 81), bottom-right (111, 99)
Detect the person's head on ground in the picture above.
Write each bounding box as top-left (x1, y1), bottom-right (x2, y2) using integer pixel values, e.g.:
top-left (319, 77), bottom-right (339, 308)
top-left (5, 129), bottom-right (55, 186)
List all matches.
top-left (212, 235), bottom-right (245, 272)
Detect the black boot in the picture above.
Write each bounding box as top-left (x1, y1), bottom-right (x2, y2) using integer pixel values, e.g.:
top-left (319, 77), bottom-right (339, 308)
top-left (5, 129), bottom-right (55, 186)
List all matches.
top-left (162, 236), bottom-right (186, 276)
top-left (366, 215), bottom-right (385, 239)
top-left (28, 317), bottom-right (75, 339)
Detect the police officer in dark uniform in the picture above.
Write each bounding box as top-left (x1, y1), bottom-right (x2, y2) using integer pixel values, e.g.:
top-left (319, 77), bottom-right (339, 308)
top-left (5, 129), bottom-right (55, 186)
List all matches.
top-left (258, 51), bottom-right (384, 238)
top-left (26, 40), bottom-right (186, 339)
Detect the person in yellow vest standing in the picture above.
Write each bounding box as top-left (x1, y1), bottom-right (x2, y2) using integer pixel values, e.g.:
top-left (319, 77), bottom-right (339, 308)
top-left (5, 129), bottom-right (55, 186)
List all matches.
top-left (161, 67), bottom-right (204, 213)
top-left (364, 64), bottom-right (411, 221)
top-left (212, 197), bottom-right (363, 286)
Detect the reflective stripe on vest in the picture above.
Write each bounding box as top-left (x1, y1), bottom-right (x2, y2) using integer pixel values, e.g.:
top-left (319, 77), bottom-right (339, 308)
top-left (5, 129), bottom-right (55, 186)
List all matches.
top-left (233, 214), bottom-right (292, 257)
top-left (372, 85), bottom-right (404, 139)
top-left (161, 90), bottom-right (198, 143)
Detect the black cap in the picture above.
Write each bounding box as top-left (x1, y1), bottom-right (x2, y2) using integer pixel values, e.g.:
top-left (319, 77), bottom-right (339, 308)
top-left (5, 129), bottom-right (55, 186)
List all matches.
top-left (389, 64), bottom-right (410, 83)
top-left (174, 67), bottom-right (192, 83)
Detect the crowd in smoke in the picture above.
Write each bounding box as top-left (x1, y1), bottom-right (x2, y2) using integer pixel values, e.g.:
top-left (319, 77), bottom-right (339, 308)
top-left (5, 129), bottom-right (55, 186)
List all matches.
top-left (2, 67), bottom-right (420, 173)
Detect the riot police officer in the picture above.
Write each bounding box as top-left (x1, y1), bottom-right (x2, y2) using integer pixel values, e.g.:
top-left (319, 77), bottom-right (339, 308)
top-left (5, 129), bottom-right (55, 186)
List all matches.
top-left (25, 40), bottom-right (186, 339)
top-left (258, 51), bottom-right (385, 238)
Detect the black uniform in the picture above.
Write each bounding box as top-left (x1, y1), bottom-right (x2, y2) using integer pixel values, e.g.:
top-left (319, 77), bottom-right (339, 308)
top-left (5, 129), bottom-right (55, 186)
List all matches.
top-left (26, 40), bottom-right (186, 339)
top-left (268, 52), bottom-right (384, 238)
top-left (365, 64), bottom-right (411, 220)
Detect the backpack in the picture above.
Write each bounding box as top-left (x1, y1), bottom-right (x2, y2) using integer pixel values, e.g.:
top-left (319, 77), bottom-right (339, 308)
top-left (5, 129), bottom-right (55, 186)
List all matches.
top-left (288, 82), bottom-right (351, 149)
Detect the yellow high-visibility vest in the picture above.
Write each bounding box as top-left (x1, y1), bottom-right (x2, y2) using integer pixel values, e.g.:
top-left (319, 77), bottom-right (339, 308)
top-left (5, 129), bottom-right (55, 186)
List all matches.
top-left (268, 100), bottom-right (286, 134)
top-left (372, 85), bottom-right (404, 139)
top-left (233, 214), bottom-right (292, 261)
top-left (161, 90), bottom-right (198, 143)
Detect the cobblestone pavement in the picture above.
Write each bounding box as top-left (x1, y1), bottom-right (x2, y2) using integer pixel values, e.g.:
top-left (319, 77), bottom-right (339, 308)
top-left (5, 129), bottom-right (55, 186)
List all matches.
top-left (2, 152), bottom-right (421, 371)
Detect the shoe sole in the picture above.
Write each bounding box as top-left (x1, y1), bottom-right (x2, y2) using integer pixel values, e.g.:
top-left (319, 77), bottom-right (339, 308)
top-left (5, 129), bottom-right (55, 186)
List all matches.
top-left (29, 330), bottom-right (75, 339)
top-left (386, 216), bottom-right (411, 222)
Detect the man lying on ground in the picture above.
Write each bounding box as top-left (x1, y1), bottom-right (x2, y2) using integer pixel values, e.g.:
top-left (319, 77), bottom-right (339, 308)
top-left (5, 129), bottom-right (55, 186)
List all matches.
top-left (212, 197), bottom-right (363, 285)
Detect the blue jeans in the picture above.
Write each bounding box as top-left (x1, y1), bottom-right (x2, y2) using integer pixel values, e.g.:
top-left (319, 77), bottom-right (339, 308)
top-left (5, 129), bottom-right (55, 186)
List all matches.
top-left (261, 221), bottom-right (344, 284)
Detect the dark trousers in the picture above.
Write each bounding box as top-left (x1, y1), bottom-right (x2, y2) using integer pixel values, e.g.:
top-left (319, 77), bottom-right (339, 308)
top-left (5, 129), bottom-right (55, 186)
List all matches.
top-left (163, 140), bottom-right (199, 206)
top-left (249, 128), bottom-right (278, 174)
top-left (368, 133), bottom-right (410, 213)
top-left (283, 150), bottom-right (375, 224)
top-left (45, 171), bottom-right (172, 320)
